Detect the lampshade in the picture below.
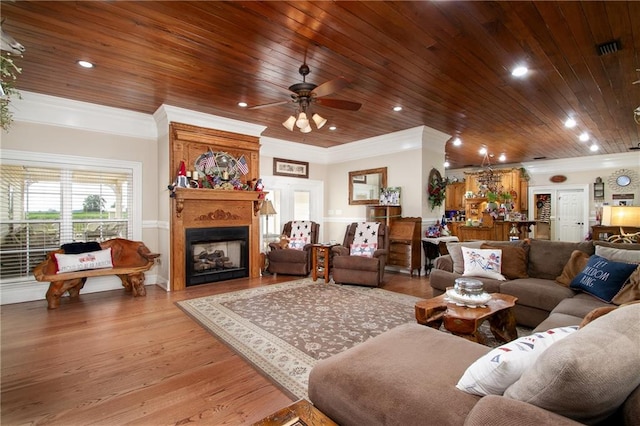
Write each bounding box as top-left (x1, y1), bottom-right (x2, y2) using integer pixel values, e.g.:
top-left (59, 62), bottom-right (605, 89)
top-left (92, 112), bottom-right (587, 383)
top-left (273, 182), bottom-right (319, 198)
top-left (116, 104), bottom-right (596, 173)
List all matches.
top-left (300, 125), bottom-right (312, 133)
top-left (601, 205), bottom-right (640, 227)
top-left (312, 113), bottom-right (327, 129)
top-left (260, 200), bottom-right (277, 216)
top-left (296, 112), bottom-right (309, 129)
top-left (282, 115), bottom-right (296, 131)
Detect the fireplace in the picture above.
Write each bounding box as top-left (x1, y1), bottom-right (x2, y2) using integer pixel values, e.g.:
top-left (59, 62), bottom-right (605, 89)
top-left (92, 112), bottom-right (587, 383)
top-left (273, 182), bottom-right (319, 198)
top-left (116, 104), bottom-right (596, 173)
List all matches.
top-left (185, 226), bottom-right (249, 286)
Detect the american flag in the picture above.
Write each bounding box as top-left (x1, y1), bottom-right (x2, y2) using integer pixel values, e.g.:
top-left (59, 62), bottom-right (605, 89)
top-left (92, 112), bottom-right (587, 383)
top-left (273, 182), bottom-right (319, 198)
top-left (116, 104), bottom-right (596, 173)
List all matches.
top-left (199, 152), bottom-right (216, 170)
top-left (236, 155), bottom-right (249, 175)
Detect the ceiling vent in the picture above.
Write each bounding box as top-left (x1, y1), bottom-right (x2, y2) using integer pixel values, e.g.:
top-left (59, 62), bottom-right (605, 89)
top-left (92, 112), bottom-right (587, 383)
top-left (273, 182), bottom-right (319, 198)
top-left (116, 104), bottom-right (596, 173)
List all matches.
top-left (597, 40), bottom-right (621, 56)
top-left (630, 143), bottom-right (640, 151)
top-left (533, 156), bottom-right (547, 160)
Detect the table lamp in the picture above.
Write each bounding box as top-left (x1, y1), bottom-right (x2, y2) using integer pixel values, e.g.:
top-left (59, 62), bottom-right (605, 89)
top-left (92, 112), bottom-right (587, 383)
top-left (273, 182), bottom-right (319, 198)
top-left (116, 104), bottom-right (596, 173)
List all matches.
top-left (600, 205), bottom-right (640, 227)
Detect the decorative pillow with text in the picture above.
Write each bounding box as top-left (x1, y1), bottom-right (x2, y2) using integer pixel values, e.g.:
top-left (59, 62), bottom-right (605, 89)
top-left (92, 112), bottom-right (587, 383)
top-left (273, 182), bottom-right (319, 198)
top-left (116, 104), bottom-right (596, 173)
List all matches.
top-left (570, 255), bottom-right (636, 302)
top-left (55, 248), bottom-right (113, 273)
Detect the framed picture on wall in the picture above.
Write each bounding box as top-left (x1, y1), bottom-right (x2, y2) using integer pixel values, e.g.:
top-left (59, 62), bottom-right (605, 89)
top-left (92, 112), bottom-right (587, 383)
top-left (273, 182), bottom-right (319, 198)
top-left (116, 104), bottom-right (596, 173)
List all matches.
top-left (273, 158), bottom-right (309, 178)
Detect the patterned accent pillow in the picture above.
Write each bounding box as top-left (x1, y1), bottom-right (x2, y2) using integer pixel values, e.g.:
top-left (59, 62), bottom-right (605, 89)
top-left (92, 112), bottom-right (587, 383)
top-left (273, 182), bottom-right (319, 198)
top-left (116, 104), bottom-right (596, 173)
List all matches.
top-left (456, 326), bottom-right (578, 396)
top-left (462, 247), bottom-right (506, 281)
top-left (350, 243), bottom-right (378, 257)
top-left (570, 254), bottom-right (637, 302)
top-left (288, 237), bottom-right (308, 250)
top-left (55, 247), bottom-right (113, 273)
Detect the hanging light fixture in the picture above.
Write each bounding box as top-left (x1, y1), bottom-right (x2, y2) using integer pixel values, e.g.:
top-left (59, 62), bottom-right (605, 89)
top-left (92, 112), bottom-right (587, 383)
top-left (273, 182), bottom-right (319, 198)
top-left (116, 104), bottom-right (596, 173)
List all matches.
top-left (282, 98), bottom-right (327, 133)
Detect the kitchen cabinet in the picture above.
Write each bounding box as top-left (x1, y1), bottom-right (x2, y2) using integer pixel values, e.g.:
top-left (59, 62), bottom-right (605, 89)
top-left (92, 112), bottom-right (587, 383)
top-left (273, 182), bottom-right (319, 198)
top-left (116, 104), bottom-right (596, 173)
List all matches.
top-left (445, 182), bottom-right (466, 211)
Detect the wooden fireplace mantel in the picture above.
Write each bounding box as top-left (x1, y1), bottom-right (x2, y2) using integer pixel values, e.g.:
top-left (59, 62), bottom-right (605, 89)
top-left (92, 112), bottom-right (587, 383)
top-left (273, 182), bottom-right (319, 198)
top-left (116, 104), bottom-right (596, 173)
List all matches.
top-left (173, 188), bottom-right (266, 218)
top-left (169, 123), bottom-right (264, 291)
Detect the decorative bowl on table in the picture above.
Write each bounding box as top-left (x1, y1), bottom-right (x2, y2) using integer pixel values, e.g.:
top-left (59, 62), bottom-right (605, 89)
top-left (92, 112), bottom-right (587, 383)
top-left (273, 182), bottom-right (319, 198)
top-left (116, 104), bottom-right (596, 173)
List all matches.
top-left (446, 278), bottom-right (491, 308)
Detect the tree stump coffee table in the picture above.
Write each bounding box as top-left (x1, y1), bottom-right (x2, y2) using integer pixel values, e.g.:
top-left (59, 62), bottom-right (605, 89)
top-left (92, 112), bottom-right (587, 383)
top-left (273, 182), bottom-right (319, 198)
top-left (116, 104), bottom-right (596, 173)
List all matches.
top-left (415, 293), bottom-right (518, 344)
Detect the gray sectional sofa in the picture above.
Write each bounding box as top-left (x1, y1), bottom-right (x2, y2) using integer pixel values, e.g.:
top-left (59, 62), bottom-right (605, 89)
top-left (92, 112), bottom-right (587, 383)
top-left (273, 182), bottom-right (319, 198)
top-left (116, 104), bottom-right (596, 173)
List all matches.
top-left (429, 239), bottom-right (639, 331)
top-left (308, 239), bottom-right (640, 425)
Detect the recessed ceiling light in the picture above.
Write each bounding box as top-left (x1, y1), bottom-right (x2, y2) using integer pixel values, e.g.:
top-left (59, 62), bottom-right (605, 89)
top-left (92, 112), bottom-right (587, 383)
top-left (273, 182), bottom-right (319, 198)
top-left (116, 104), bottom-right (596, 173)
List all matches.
top-left (590, 144), bottom-right (599, 152)
top-left (77, 60), bottom-right (94, 68)
top-left (511, 66), bottom-right (528, 77)
top-left (329, 125), bottom-right (337, 131)
top-left (444, 160), bottom-right (450, 168)
top-left (498, 153), bottom-right (506, 162)
top-left (393, 106), bottom-right (402, 112)
top-left (452, 137), bottom-right (462, 146)
top-left (237, 102), bottom-right (248, 108)
top-left (564, 118), bottom-right (576, 128)
top-left (579, 132), bottom-right (589, 142)
top-left (479, 147), bottom-right (487, 155)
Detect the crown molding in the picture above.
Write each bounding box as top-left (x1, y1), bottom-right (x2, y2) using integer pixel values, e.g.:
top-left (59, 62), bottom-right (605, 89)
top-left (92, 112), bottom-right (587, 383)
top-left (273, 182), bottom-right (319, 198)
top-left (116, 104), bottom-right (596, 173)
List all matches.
top-left (521, 152), bottom-right (640, 174)
top-left (260, 136), bottom-right (330, 163)
top-left (153, 104), bottom-right (267, 138)
top-left (11, 91), bottom-right (157, 139)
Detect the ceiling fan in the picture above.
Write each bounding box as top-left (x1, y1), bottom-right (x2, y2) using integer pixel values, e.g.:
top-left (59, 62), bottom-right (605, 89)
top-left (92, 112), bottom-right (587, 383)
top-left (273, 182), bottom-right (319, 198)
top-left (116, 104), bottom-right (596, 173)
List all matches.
top-left (249, 64), bottom-right (362, 133)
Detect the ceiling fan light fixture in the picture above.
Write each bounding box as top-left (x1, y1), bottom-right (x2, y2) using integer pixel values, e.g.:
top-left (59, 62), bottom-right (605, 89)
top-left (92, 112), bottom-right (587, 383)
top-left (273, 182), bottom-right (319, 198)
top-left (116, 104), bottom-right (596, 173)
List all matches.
top-left (312, 113), bottom-right (327, 129)
top-left (296, 112), bottom-right (309, 129)
top-left (282, 115), bottom-right (296, 131)
top-left (300, 125), bottom-right (312, 134)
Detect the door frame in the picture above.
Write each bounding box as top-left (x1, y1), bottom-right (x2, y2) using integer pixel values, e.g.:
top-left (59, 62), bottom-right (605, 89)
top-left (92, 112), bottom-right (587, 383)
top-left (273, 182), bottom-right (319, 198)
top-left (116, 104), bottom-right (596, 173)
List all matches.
top-left (528, 184), bottom-right (589, 241)
top-left (264, 175), bottom-right (324, 240)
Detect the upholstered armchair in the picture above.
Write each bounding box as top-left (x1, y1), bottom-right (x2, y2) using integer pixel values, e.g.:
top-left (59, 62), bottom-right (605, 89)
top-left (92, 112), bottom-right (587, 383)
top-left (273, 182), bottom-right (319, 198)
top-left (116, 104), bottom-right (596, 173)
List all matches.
top-left (267, 220), bottom-right (320, 276)
top-left (331, 222), bottom-right (389, 287)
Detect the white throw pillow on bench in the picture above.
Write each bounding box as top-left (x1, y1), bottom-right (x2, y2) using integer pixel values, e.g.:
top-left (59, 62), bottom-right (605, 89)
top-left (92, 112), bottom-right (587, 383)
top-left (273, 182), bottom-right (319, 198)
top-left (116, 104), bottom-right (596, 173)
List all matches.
top-left (55, 248), bottom-right (113, 273)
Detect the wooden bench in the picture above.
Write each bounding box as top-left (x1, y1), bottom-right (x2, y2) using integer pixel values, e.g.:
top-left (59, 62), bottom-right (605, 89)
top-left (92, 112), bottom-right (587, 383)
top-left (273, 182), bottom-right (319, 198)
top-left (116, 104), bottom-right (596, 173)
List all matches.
top-left (33, 238), bottom-right (159, 309)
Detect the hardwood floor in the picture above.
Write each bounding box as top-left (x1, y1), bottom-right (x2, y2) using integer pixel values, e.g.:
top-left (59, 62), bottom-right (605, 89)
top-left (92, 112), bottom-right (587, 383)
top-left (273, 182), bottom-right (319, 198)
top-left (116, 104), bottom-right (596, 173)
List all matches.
top-left (1, 271), bottom-right (433, 425)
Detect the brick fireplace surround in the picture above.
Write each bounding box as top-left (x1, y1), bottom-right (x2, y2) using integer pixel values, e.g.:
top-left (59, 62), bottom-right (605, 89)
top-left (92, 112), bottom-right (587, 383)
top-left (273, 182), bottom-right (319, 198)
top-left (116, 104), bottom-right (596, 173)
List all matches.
top-left (169, 123), bottom-right (264, 291)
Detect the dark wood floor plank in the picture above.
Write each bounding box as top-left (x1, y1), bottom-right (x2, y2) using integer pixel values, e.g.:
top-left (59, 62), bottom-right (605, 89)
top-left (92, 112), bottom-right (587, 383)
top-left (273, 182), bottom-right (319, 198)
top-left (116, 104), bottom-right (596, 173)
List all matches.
top-left (1, 272), bottom-right (431, 425)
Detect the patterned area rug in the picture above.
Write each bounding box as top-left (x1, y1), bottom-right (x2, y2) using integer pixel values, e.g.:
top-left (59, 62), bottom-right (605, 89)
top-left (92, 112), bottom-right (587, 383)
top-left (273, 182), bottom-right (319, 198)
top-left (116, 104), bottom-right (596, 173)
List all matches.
top-left (177, 279), bottom-right (532, 400)
top-left (176, 279), bottom-right (420, 399)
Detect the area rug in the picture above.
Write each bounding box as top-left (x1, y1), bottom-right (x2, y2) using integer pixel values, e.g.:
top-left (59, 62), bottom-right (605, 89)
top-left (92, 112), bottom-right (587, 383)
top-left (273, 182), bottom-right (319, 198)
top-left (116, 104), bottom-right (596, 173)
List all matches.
top-left (177, 279), bottom-right (532, 400)
top-left (176, 278), bottom-right (420, 399)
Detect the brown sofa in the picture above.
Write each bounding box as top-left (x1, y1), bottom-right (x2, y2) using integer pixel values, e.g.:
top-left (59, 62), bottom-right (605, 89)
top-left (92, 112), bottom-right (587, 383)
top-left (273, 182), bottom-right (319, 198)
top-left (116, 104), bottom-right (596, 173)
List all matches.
top-left (309, 304), bottom-right (640, 425)
top-left (429, 239), bottom-right (640, 330)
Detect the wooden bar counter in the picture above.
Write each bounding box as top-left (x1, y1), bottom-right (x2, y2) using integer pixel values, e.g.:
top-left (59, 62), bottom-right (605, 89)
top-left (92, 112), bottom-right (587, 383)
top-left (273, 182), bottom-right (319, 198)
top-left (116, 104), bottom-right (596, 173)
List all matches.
top-left (456, 220), bottom-right (538, 242)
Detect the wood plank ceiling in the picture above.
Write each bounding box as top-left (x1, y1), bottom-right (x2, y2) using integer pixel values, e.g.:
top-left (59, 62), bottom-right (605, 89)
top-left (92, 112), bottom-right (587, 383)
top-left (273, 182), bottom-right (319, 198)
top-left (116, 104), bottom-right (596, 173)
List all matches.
top-left (1, 1), bottom-right (639, 169)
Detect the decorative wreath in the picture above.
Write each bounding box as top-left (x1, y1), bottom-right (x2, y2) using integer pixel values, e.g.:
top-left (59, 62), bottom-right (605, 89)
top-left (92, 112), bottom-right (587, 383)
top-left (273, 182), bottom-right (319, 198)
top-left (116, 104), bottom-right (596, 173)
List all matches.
top-left (428, 168), bottom-right (447, 210)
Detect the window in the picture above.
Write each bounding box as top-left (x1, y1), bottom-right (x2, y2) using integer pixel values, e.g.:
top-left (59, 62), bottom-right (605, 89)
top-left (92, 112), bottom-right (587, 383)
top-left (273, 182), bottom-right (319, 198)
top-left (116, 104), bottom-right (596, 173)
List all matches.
top-left (0, 151), bottom-right (140, 279)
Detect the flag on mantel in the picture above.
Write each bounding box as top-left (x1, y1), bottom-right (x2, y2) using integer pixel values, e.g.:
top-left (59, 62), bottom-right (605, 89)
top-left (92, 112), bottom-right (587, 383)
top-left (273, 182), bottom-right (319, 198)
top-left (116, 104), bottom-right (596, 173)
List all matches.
top-left (237, 155), bottom-right (249, 175)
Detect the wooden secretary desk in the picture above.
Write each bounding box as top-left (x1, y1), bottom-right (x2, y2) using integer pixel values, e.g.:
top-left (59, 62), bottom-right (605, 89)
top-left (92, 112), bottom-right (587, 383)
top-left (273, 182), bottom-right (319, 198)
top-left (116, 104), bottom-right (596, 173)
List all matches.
top-left (388, 217), bottom-right (422, 277)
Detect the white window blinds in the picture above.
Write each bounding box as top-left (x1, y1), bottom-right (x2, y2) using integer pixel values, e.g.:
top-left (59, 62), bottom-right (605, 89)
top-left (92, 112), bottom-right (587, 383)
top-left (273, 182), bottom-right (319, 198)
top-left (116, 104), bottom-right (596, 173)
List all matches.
top-left (0, 163), bottom-right (134, 279)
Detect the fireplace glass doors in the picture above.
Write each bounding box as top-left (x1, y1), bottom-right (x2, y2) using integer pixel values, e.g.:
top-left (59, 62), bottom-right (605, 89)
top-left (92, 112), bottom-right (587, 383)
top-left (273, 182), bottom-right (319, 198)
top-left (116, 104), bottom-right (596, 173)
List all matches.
top-left (185, 226), bottom-right (249, 286)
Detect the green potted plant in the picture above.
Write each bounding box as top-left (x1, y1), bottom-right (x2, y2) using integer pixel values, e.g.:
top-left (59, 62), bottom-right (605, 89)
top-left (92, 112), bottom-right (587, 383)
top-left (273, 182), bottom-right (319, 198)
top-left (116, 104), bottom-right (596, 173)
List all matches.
top-left (1, 53), bottom-right (22, 131)
top-left (486, 191), bottom-right (499, 211)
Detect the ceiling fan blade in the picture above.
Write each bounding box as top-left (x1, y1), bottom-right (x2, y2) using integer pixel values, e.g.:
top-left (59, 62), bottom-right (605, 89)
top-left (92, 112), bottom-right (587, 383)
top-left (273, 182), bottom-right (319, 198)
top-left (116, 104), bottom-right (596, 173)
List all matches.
top-left (315, 98), bottom-right (362, 111)
top-left (248, 100), bottom-right (291, 110)
top-left (257, 79), bottom-right (297, 96)
top-left (312, 77), bottom-right (350, 98)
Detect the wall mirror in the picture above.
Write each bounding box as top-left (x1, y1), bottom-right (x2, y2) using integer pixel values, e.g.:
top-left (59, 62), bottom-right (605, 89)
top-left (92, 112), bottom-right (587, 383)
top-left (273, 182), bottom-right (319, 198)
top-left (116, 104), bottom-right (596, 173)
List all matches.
top-left (349, 167), bottom-right (387, 205)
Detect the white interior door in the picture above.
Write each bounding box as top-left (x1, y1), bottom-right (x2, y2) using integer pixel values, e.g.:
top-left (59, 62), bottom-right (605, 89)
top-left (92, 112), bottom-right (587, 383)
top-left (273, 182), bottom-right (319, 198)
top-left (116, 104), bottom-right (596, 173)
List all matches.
top-left (556, 189), bottom-right (586, 242)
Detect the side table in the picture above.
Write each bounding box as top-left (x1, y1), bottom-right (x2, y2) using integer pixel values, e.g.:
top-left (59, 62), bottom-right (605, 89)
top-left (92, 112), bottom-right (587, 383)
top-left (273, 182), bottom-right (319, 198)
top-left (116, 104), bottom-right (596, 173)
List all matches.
top-left (415, 293), bottom-right (518, 344)
top-left (421, 236), bottom-right (458, 275)
top-left (252, 399), bottom-right (337, 426)
top-left (311, 244), bottom-right (338, 283)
